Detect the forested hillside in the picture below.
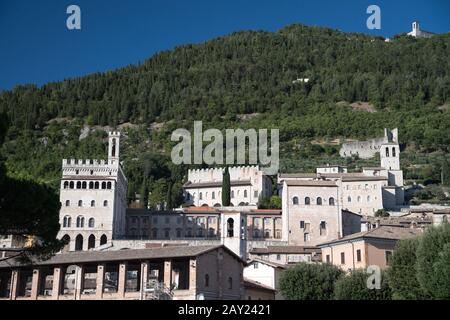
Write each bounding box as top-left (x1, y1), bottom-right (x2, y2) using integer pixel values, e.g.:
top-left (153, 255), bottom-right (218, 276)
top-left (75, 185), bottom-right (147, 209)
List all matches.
top-left (0, 24), bottom-right (449, 207)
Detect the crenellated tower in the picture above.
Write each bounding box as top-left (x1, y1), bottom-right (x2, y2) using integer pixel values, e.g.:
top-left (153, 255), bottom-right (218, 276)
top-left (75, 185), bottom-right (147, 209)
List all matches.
top-left (58, 131), bottom-right (127, 252)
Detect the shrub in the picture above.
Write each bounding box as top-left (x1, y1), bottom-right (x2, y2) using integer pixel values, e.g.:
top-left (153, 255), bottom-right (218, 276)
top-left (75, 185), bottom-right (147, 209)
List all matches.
top-left (279, 263), bottom-right (344, 300)
top-left (416, 222), bottom-right (450, 299)
top-left (334, 269), bottom-right (392, 300)
top-left (388, 238), bottom-right (429, 299)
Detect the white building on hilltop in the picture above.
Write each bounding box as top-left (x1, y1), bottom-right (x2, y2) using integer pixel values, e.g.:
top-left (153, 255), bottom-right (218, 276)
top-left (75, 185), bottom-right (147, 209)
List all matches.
top-left (407, 21), bottom-right (435, 39)
top-left (183, 166), bottom-right (272, 207)
top-left (58, 132), bottom-right (128, 251)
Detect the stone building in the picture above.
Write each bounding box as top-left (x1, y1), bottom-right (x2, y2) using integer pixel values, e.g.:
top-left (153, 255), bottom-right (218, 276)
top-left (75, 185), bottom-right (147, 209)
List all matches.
top-left (339, 128), bottom-right (398, 159)
top-left (407, 21), bottom-right (435, 39)
top-left (0, 245), bottom-right (244, 300)
top-left (58, 132), bottom-right (128, 252)
top-left (318, 226), bottom-right (423, 272)
top-left (248, 246), bottom-right (321, 265)
top-left (183, 166), bottom-right (272, 207)
top-left (122, 207), bottom-right (285, 259)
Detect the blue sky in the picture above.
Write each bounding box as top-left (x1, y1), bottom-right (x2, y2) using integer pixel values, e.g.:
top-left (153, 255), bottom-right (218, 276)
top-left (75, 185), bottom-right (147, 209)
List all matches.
top-left (0, 0), bottom-right (449, 91)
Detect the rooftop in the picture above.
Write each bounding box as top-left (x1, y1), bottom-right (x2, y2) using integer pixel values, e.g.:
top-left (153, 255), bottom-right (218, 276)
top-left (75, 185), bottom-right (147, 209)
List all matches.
top-left (318, 226), bottom-right (423, 247)
top-left (0, 245), bottom-right (240, 269)
top-left (249, 246), bottom-right (321, 254)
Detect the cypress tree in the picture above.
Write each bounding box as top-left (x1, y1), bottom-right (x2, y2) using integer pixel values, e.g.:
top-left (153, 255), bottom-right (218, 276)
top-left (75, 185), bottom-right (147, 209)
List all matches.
top-left (222, 167), bottom-right (231, 206)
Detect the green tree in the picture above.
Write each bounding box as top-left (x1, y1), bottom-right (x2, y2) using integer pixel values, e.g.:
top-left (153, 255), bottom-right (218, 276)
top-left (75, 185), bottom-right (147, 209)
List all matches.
top-left (222, 167), bottom-right (230, 206)
top-left (334, 269), bottom-right (392, 300)
top-left (417, 222), bottom-right (450, 299)
top-left (149, 179), bottom-right (167, 210)
top-left (0, 113), bottom-right (65, 261)
top-left (375, 209), bottom-right (390, 217)
top-left (388, 238), bottom-right (429, 299)
top-left (279, 262), bottom-right (344, 300)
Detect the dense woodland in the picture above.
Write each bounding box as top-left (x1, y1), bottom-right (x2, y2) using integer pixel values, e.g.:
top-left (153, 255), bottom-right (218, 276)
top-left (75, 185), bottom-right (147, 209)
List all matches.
top-left (0, 24), bottom-right (449, 207)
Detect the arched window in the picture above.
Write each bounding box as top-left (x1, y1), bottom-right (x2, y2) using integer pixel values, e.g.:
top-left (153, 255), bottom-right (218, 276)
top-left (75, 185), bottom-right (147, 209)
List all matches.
top-left (82, 181), bottom-right (87, 189)
top-left (386, 147), bottom-right (390, 157)
top-left (88, 235), bottom-right (95, 250)
top-left (63, 216), bottom-right (68, 228)
top-left (212, 192), bottom-right (215, 200)
top-left (67, 217), bottom-right (72, 228)
top-left (94, 182), bottom-right (99, 189)
top-left (76, 216), bottom-right (84, 228)
top-left (89, 182), bottom-right (94, 189)
top-left (228, 277), bottom-right (233, 290)
top-left (100, 234), bottom-right (107, 245)
top-left (329, 197), bottom-right (335, 206)
top-left (199, 192), bottom-right (203, 200)
top-left (76, 181), bottom-right (81, 189)
top-left (107, 182), bottom-right (112, 189)
top-left (317, 197), bottom-right (322, 205)
top-left (61, 235), bottom-right (70, 253)
top-left (103, 200), bottom-right (108, 207)
top-left (392, 147), bottom-right (396, 157)
top-left (69, 181), bottom-right (74, 189)
top-left (78, 200), bottom-right (83, 207)
top-left (75, 234), bottom-right (83, 251)
top-left (205, 274), bottom-right (210, 287)
top-left (88, 218), bottom-right (95, 228)
top-left (305, 197), bottom-right (311, 205)
top-left (64, 181), bottom-right (69, 189)
top-left (101, 182), bottom-right (106, 189)
top-left (90, 200), bottom-right (95, 207)
top-left (227, 218), bottom-right (234, 237)
top-left (292, 197), bottom-right (299, 205)
top-left (65, 200), bottom-right (70, 207)
top-left (244, 190), bottom-right (248, 198)
top-left (348, 196), bottom-right (352, 203)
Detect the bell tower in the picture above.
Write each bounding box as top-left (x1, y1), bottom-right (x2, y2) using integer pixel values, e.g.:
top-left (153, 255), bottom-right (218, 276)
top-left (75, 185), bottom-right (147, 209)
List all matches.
top-left (108, 132), bottom-right (120, 166)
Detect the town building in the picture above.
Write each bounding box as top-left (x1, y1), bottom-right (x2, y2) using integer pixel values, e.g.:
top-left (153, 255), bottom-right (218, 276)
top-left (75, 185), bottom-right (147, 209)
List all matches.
top-left (243, 279), bottom-right (276, 300)
top-left (248, 246), bottom-right (321, 265)
top-left (58, 132), bottom-right (128, 252)
top-left (0, 245), bottom-right (243, 300)
top-left (183, 166), bottom-right (272, 207)
top-left (244, 259), bottom-right (287, 300)
top-left (317, 226), bottom-right (423, 272)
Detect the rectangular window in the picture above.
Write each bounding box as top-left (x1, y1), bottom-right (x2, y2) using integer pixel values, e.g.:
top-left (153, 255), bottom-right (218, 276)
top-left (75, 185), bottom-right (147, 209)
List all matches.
top-left (254, 190), bottom-right (258, 198)
top-left (326, 255), bottom-right (331, 263)
top-left (340, 252), bottom-right (345, 264)
top-left (356, 249), bottom-right (362, 262)
top-left (385, 251), bottom-right (393, 265)
top-left (303, 233), bottom-right (310, 242)
top-left (300, 221), bottom-right (305, 229)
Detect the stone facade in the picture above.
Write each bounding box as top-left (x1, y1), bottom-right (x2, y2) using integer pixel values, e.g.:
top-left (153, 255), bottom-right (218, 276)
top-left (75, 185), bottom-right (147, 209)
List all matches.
top-left (57, 132), bottom-right (128, 252)
top-left (183, 166), bottom-right (272, 207)
top-left (339, 128), bottom-right (398, 159)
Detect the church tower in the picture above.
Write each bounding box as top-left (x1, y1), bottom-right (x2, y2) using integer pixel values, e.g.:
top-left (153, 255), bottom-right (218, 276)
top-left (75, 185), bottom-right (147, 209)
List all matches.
top-left (220, 211), bottom-right (247, 259)
top-left (380, 140), bottom-right (404, 207)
